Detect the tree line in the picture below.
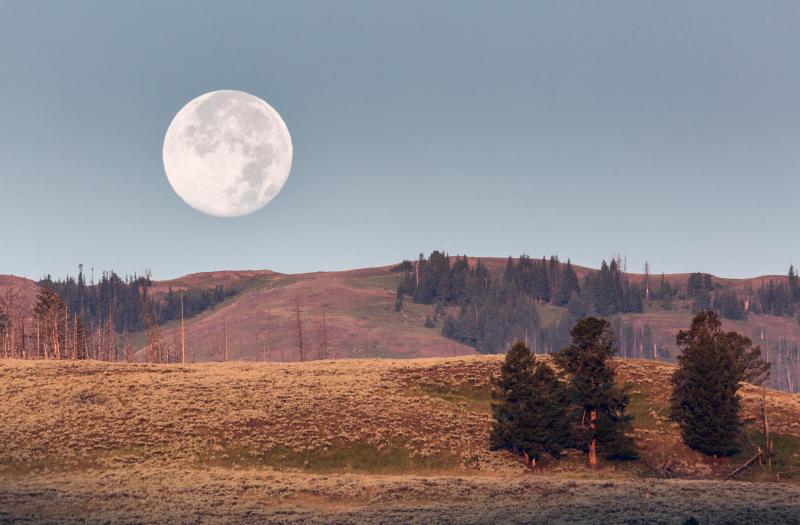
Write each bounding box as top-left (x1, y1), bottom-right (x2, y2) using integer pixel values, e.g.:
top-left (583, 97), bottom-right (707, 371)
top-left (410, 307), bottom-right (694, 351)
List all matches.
top-left (492, 312), bottom-right (770, 469)
top-left (0, 266), bottom-right (237, 362)
top-left (395, 252), bottom-right (645, 355)
top-left (658, 268), bottom-right (800, 320)
top-left (40, 267), bottom-right (237, 333)
top-left (396, 253), bottom-right (800, 358)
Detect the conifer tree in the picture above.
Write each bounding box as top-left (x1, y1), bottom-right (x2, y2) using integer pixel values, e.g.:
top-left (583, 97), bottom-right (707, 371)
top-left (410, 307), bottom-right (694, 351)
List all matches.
top-left (660, 274), bottom-right (673, 310)
top-left (394, 288), bottom-right (404, 313)
top-left (491, 341), bottom-right (571, 467)
top-left (670, 311), bottom-right (770, 456)
top-left (789, 265), bottom-right (799, 301)
top-left (553, 317), bottom-right (636, 466)
top-left (566, 291), bottom-right (587, 319)
top-left (555, 259), bottom-right (580, 305)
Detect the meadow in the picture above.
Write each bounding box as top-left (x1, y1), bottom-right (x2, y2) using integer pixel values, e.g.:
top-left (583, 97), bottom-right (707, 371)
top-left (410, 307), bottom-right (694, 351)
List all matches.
top-left (1, 356), bottom-right (799, 523)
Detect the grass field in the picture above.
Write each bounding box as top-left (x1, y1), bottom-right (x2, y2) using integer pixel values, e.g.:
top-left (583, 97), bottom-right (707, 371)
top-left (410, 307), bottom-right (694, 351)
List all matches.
top-left (1, 356), bottom-right (799, 523)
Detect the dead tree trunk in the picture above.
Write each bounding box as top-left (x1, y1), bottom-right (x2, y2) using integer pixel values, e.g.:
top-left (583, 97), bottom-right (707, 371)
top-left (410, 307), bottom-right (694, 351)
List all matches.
top-left (294, 297), bottom-right (304, 362)
top-left (264, 307), bottom-right (272, 362)
top-left (321, 310), bottom-right (328, 360)
top-left (123, 329), bottom-right (132, 362)
top-left (725, 451), bottom-right (763, 480)
top-left (107, 303), bottom-right (115, 362)
top-left (762, 386), bottom-right (772, 469)
top-left (223, 315), bottom-right (229, 362)
top-left (142, 284), bottom-right (153, 363)
top-left (589, 410), bottom-right (598, 468)
top-left (180, 289), bottom-right (185, 364)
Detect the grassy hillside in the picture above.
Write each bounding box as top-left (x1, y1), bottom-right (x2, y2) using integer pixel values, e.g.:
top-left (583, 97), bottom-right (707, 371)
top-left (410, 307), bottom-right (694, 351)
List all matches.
top-left (3, 261), bottom-right (799, 393)
top-left (1, 356), bottom-right (798, 478)
top-left (143, 266), bottom-right (477, 363)
top-left (136, 263), bottom-right (800, 393)
top-left (1, 356), bottom-right (799, 523)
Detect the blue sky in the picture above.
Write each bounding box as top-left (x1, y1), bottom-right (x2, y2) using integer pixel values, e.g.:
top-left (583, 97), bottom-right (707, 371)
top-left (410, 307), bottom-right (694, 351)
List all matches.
top-left (1, 1), bottom-right (799, 280)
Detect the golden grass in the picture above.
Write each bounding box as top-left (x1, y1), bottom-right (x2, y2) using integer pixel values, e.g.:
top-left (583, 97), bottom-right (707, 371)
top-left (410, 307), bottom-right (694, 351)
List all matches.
top-left (1, 356), bottom-right (799, 523)
top-left (2, 467), bottom-right (800, 524)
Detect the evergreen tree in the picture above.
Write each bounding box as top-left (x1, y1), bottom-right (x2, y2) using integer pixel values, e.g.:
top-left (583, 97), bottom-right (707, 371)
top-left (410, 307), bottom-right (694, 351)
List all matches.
top-left (593, 260), bottom-right (624, 316)
top-left (391, 260), bottom-right (414, 273)
top-left (626, 283), bottom-right (644, 313)
top-left (534, 257), bottom-right (551, 302)
top-left (713, 290), bottom-right (746, 320)
top-left (566, 291), bottom-right (587, 319)
top-left (451, 255), bottom-right (470, 303)
top-left (670, 311), bottom-right (770, 456)
top-left (555, 259), bottom-right (580, 305)
top-left (687, 272), bottom-right (713, 298)
top-left (548, 255), bottom-right (560, 304)
top-left (490, 342), bottom-right (571, 466)
top-left (394, 288), bottom-right (404, 312)
top-left (789, 265), bottom-right (799, 301)
top-left (553, 317), bottom-right (636, 465)
top-left (659, 274), bottom-right (673, 310)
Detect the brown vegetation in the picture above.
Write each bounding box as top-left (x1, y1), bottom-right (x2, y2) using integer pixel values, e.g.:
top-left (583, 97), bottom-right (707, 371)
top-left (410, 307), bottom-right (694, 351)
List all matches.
top-left (0, 356), bottom-right (798, 522)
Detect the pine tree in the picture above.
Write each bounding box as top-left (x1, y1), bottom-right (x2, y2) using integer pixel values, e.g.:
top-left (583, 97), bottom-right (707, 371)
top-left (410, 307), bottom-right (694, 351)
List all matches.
top-left (490, 342), bottom-right (571, 467)
top-left (670, 311), bottom-right (770, 456)
top-left (556, 259), bottom-right (580, 305)
top-left (534, 257), bottom-right (551, 302)
top-left (553, 317), bottom-right (636, 465)
top-left (394, 288), bottom-right (404, 313)
top-left (660, 274), bottom-right (673, 310)
top-left (548, 255), bottom-right (560, 304)
top-left (594, 260), bottom-right (618, 316)
top-left (567, 291), bottom-right (587, 319)
top-left (626, 283), bottom-right (644, 313)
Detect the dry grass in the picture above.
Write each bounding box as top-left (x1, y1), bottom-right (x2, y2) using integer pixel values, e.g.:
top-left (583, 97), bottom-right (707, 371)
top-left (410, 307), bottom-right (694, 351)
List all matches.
top-left (0, 357), bottom-right (505, 476)
top-left (150, 267), bottom-right (476, 363)
top-left (1, 356), bottom-right (799, 522)
top-left (3, 468), bottom-right (800, 524)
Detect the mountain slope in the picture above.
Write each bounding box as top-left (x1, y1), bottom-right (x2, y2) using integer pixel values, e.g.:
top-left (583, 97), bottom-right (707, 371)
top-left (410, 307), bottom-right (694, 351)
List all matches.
top-left (146, 266), bottom-right (475, 362)
top-left (3, 260), bottom-right (799, 392)
top-left (136, 261), bottom-right (799, 392)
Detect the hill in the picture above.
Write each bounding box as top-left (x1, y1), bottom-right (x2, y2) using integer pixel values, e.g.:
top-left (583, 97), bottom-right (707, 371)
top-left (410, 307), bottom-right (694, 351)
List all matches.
top-left (0, 356), bottom-right (798, 523)
top-left (133, 261), bottom-right (800, 393)
top-left (3, 259), bottom-right (799, 392)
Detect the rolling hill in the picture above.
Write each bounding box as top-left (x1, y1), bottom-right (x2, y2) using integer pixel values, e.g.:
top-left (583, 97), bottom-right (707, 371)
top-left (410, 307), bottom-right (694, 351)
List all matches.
top-left (0, 356), bottom-right (798, 523)
top-left (2, 258), bottom-right (799, 392)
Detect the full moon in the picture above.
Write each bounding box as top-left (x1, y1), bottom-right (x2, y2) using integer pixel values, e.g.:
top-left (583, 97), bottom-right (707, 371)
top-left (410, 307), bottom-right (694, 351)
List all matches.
top-left (162, 90), bottom-right (293, 217)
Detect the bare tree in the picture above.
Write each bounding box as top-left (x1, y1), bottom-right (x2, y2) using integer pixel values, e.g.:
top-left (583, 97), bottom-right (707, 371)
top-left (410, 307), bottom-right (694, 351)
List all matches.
top-left (263, 307), bottom-right (273, 362)
top-left (316, 310), bottom-right (330, 360)
top-left (107, 302), bottom-right (115, 362)
top-left (151, 314), bottom-right (164, 363)
top-left (223, 315), bottom-right (229, 362)
top-left (123, 329), bottom-right (133, 362)
top-left (294, 297), bottom-right (305, 362)
top-left (179, 289), bottom-right (185, 364)
top-left (142, 279), bottom-right (154, 363)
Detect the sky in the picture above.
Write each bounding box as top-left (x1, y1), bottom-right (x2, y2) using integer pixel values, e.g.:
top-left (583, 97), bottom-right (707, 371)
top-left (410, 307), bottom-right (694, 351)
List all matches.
top-left (1, 1), bottom-right (799, 281)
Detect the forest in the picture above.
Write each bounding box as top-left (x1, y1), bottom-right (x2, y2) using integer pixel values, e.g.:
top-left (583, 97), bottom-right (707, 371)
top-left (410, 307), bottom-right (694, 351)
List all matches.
top-left (39, 267), bottom-right (237, 333)
top-left (0, 267), bottom-right (237, 362)
top-left (395, 252), bottom-right (800, 357)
